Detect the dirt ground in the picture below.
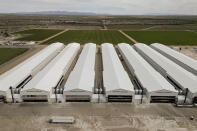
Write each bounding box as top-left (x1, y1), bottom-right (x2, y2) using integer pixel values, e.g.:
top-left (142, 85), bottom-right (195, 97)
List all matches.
top-left (94, 46), bottom-right (103, 92)
top-left (0, 103), bottom-right (196, 131)
top-left (44, 25), bottom-right (102, 30)
top-left (180, 47), bottom-right (197, 60)
top-left (169, 46), bottom-right (197, 60)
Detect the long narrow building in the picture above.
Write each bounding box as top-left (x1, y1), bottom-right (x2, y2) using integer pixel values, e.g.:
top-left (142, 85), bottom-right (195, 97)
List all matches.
top-left (151, 43), bottom-right (197, 76)
top-left (118, 43), bottom-right (178, 103)
top-left (64, 43), bottom-right (96, 102)
top-left (102, 43), bottom-right (134, 102)
top-left (21, 43), bottom-right (80, 102)
top-left (0, 43), bottom-right (64, 102)
top-left (134, 43), bottom-right (197, 104)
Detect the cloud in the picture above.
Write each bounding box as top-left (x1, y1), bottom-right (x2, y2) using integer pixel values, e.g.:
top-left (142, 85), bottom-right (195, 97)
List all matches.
top-left (0, 0), bottom-right (197, 15)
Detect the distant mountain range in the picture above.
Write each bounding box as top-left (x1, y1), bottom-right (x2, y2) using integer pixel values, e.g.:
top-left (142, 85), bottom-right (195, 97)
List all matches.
top-left (143, 13), bottom-right (197, 16)
top-left (2, 11), bottom-right (196, 16)
top-left (15, 11), bottom-right (109, 16)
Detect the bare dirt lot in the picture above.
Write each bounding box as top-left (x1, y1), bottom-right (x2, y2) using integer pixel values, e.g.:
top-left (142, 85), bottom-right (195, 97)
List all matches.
top-left (180, 47), bottom-right (197, 60)
top-left (170, 46), bottom-right (197, 60)
top-left (0, 103), bottom-right (196, 131)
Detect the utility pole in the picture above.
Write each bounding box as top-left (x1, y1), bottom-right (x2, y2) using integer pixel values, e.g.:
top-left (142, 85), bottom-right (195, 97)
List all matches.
top-left (9, 86), bottom-right (14, 103)
top-left (55, 87), bottom-right (57, 103)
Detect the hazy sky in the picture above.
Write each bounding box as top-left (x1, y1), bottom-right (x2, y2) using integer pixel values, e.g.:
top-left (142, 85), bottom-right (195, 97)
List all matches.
top-left (0, 0), bottom-right (197, 15)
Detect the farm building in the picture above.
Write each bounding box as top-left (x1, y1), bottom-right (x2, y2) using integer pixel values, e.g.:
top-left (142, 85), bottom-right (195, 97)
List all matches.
top-left (134, 43), bottom-right (197, 105)
top-left (20, 43), bottom-right (80, 102)
top-left (151, 43), bottom-right (197, 76)
top-left (0, 43), bottom-right (64, 102)
top-left (64, 43), bottom-right (96, 102)
top-left (102, 43), bottom-right (134, 102)
top-left (118, 43), bottom-right (178, 103)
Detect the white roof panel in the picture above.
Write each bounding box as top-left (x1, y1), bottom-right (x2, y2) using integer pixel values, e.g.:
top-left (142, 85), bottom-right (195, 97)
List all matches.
top-left (0, 43), bottom-right (64, 92)
top-left (151, 43), bottom-right (197, 76)
top-left (134, 43), bottom-right (197, 94)
top-left (118, 43), bottom-right (177, 93)
top-left (102, 43), bottom-right (134, 92)
top-left (22, 43), bottom-right (80, 92)
top-left (64, 43), bottom-right (96, 92)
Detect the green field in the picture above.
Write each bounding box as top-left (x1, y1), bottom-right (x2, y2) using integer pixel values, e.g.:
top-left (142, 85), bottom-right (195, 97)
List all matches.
top-left (124, 31), bottom-right (197, 45)
top-left (0, 48), bottom-right (28, 65)
top-left (14, 29), bottom-right (62, 41)
top-left (42, 30), bottom-right (133, 45)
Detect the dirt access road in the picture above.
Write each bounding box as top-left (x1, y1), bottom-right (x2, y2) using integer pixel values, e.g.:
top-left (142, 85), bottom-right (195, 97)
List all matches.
top-left (119, 30), bottom-right (138, 44)
top-left (38, 29), bottom-right (68, 44)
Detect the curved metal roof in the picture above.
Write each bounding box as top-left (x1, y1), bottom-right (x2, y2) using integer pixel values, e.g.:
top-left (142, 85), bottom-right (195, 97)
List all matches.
top-left (118, 43), bottom-right (177, 93)
top-left (102, 43), bottom-right (134, 92)
top-left (151, 43), bottom-right (197, 76)
top-left (0, 43), bottom-right (64, 92)
top-left (64, 43), bottom-right (96, 92)
top-left (134, 43), bottom-right (197, 94)
top-left (22, 43), bottom-right (80, 92)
